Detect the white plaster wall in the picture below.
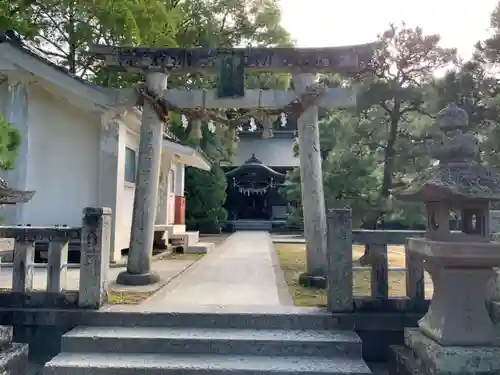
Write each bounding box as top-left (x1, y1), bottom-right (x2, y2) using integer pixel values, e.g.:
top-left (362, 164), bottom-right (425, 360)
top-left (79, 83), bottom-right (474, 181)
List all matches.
top-left (23, 84), bottom-right (99, 226)
top-left (232, 137), bottom-right (299, 167)
top-left (114, 128), bottom-right (139, 252)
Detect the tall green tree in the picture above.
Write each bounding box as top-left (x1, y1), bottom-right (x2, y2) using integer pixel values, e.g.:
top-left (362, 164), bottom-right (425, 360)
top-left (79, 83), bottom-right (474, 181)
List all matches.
top-left (356, 23), bottom-right (456, 217)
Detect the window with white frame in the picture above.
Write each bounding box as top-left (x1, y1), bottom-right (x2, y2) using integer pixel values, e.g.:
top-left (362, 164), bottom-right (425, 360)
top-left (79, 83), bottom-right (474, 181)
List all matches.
top-left (124, 147), bottom-right (137, 183)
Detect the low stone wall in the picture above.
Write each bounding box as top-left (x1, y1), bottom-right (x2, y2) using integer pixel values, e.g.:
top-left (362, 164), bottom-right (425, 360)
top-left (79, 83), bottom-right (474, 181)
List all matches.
top-left (0, 207), bottom-right (111, 310)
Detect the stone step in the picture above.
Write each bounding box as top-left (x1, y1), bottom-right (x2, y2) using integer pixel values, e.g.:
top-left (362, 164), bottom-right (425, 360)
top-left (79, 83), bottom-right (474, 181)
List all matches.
top-left (61, 326), bottom-right (362, 358)
top-left (186, 241), bottom-right (214, 254)
top-left (44, 353), bottom-right (371, 375)
top-left (68, 311), bottom-right (341, 330)
top-left (186, 231), bottom-right (199, 245)
top-left (233, 223), bottom-right (272, 231)
top-left (170, 231), bottom-right (200, 247)
top-left (167, 224), bottom-right (186, 236)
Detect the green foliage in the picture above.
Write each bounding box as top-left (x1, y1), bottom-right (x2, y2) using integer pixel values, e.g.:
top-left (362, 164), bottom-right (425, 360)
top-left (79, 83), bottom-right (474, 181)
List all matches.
top-left (1, 0), bottom-right (182, 77)
top-left (0, 0), bottom-right (37, 37)
top-left (0, 114), bottom-right (21, 171)
top-left (184, 165), bottom-right (228, 233)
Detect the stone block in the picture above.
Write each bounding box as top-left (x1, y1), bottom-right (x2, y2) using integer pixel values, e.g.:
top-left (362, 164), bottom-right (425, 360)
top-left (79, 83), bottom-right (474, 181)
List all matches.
top-left (394, 328), bottom-right (500, 375)
top-left (0, 326), bottom-right (12, 350)
top-left (185, 242), bottom-right (214, 254)
top-left (170, 231), bottom-right (199, 248)
top-left (388, 345), bottom-right (422, 375)
top-left (0, 343), bottom-right (28, 375)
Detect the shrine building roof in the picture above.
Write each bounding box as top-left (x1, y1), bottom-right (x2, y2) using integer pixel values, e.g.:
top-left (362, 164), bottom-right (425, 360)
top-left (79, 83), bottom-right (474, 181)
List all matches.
top-left (225, 154), bottom-right (286, 179)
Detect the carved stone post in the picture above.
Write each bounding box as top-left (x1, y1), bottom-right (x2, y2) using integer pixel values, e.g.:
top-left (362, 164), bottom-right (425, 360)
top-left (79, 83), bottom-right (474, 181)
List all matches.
top-left (12, 237), bottom-right (35, 292)
top-left (79, 207), bottom-right (111, 309)
top-left (292, 73), bottom-right (327, 276)
top-left (116, 72), bottom-right (167, 286)
top-left (326, 209), bottom-right (353, 312)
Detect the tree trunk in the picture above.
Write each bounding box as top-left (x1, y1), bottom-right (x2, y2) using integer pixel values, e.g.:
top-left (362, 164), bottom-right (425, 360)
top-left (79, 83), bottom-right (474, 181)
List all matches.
top-left (380, 113), bottom-right (399, 198)
top-left (359, 108), bottom-right (400, 265)
top-left (68, 6), bottom-right (77, 75)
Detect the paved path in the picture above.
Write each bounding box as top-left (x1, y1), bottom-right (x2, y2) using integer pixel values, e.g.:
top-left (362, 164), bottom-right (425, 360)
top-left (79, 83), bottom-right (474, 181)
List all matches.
top-left (133, 231), bottom-right (293, 312)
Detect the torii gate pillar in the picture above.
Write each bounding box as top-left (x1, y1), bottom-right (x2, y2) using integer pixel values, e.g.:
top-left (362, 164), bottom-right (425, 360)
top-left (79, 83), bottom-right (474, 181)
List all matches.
top-left (293, 73), bottom-right (328, 276)
top-left (116, 72), bottom-right (168, 286)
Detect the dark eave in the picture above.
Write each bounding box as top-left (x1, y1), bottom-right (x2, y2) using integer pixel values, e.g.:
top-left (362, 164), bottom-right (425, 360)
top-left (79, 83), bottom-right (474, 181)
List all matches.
top-left (225, 155), bottom-right (286, 178)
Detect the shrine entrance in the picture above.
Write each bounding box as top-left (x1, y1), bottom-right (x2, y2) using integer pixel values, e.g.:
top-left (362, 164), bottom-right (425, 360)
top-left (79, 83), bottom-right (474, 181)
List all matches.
top-left (90, 42), bottom-right (377, 285)
top-left (225, 154), bottom-right (287, 222)
top-left (236, 193), bottom-right (268, 220)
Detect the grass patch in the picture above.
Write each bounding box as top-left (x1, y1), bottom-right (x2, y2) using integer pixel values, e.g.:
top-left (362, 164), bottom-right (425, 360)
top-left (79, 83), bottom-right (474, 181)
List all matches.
top-left (275, 243), bottom-right (430, 307)
top-left (169, 253), bottom-right (205, 261)
top-left (0, 287), bottom-right (154, 305)
top-left (107, 290), bottom-right (155, 304)
top-left (107, 252), bottom-right (206, 304)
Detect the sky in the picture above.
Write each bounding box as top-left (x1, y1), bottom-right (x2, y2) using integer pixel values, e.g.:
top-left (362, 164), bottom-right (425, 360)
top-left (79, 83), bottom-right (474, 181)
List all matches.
top-left (279, 0), bottom-right (498, 59)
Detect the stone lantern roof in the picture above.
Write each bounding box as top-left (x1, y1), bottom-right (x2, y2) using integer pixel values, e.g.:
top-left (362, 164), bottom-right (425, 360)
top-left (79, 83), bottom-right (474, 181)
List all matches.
top-left (393, 103), bottom-right (500, 202)
top-left (0, 178), bottom-right (35, 205)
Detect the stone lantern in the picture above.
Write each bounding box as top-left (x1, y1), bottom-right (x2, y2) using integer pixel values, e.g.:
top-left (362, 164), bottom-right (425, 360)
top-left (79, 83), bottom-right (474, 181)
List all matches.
top-left (390, 103), bottom-right (500, 375)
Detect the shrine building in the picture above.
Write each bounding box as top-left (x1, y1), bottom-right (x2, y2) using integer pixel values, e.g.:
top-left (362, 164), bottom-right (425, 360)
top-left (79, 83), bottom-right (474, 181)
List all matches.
top-left (222, 116), bottom-right (299, 231)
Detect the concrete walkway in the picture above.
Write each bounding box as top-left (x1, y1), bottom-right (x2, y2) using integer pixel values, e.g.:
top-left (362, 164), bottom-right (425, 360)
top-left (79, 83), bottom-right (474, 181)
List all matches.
top-left (132, 231), bottom-right (293, 312)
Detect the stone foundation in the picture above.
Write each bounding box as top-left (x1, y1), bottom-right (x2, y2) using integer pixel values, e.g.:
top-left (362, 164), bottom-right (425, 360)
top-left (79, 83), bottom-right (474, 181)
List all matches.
top-left (0, 326), bottom-right (28, 375)
top-left (0, 343), bottom-right (28, 375)
top-left (390, 328), bottom-right (500, 375)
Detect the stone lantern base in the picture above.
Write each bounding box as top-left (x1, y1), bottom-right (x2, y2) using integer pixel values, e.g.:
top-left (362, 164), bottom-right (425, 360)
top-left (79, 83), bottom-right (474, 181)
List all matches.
top-left (390, 328), bottom-right (500, 375)
top-left (407, 238), bottom-right (500, 346)
top-left (389, 237), bottom-right (500, 375)
top-left (420, 264), bottom-right (496, 346)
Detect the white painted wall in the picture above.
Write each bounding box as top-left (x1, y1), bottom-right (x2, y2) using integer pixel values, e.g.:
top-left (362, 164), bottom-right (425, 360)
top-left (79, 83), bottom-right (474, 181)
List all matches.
top-left (232, 137), bottom-right (299, 167)
top-left (22, 84), bottom-right (100, 226)
top-left (114, 128), bottom-right (139, 253)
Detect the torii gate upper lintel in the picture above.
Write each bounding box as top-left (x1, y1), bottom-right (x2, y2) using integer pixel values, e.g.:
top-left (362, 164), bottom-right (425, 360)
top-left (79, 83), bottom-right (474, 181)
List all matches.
top-left (93, 44), bottom-right (378, 286)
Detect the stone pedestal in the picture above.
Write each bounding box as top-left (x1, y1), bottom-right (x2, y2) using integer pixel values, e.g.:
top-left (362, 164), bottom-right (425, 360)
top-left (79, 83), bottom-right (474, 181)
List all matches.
top-left (389, 236), bottom-right (500, 375)
top-left (390, 328), bottom-right (500, 375)
top-left (421, 263), bottom-right (496, 346)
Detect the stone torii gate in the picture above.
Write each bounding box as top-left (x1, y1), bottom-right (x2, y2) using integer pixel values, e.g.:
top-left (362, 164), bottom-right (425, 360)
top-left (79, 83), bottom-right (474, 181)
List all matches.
top-left (90, 44), bottom-right (376, 286)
